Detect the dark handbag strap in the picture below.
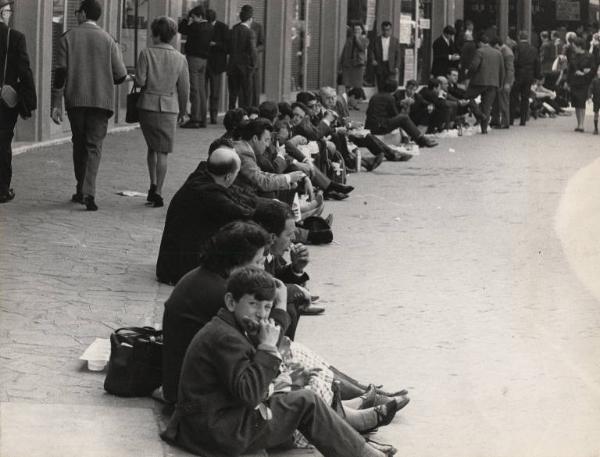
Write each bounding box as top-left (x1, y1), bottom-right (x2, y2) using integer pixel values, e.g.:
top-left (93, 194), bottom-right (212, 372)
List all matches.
top-left (2, 27), bottom-right (9, 87)
top-left (114, 326), bottom-right (162, 341)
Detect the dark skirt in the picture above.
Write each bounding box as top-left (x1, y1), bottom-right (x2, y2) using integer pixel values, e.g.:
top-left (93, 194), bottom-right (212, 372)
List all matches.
top-left (570, 84), bottom-right (590, 109)
top-left (139, 109), bottom-right (177, 153)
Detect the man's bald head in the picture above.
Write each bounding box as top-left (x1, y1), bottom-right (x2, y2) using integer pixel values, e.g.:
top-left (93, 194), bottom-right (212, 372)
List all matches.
top-left (207, 146), bottom-right (241, 178)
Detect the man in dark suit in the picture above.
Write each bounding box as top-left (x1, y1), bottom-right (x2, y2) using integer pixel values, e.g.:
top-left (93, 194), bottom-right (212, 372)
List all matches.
top-left (465, 33), bottom-right (505, 133)
top-left (431, 25), bottom-right (460, 77)
top-left (368, 21), bottom-right (402, 91)
top-left (206, 9), bottom-right (228, 124)
top-left (0, 0), bottom-right (36, 203)
top-left (156, 140), bottom-right (254, 285)
top-left (227, 5), bottom-right (256, 109)
top-left (511, 30), bottom-right (541, 126)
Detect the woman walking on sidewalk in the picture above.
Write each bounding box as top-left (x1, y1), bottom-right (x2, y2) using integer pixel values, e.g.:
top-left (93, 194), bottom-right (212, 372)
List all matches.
top-left (568, 37), bottom-right (594, 132)
top-left (136, 16), bottom-right (189, 207)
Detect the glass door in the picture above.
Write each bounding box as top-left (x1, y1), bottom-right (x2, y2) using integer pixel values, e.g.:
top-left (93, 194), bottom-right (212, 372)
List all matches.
top-left (398, 0), bottom-right (431, 85)
top-left (121, 0), bottom-right (149, 71)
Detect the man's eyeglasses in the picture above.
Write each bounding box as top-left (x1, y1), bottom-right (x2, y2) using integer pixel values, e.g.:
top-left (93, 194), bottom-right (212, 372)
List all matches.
top-left (1, 8), bottom-right (13, 13)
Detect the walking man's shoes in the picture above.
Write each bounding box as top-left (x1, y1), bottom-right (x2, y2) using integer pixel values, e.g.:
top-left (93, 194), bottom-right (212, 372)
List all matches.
top-left (84, 196), bottom-right (98, 211)
top-left (71, 193), bottom-right (85, 204)
top-left (0, 189), bottom-right (15, 203)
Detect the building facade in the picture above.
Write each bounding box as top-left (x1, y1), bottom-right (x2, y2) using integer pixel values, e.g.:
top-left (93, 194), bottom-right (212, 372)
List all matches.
top-left (9, 0), bottom-right (594, 143)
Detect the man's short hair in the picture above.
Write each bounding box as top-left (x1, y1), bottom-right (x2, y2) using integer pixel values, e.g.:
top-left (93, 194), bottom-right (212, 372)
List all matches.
top-left (189, 5), bottom-right (205, 18)
top-left (405, 79), bottom-right (419, 89)
top-left (258, 101), bottom-right (279, 122)
top-left (436, 76), bottom-right (448, 85)
top-left (296, 91), bottom-right (317, 105)
top-left (518, 30), bottom-right (529, 41)
top-left (206, 9), bottom-right (216, 22)
top-left (490, 36), bottom-right (503, 47)
top-left (202, 223), bottom-right (270, 277)
top-left (447, 68), bottom-right (459, 76)
top-left (478, 32), bottom-right (490, 44)
top-left (273, 119), bottom-right (291, 133)
top-left (382, 79), bottom-right (399, 93)
top-left (291, 101), bottom-right (309, 115)
top-left (381, 21), bottom-right (392, 29)
top-left (227, 266), bottom-right (276, 302)
top-left (223, 108), bottom-right (247, 132)
top-left (208, 137), bottom-right (235, 156)
top-left (319, 86), bottom-right (337, 100)
top-left (540, 31), bottom-right (549, 40)
top-left (239, 118), bottom-right (273, 141)
top-left (240, 4), bottom-right (253, 22)
top-left (443, 25), bottom-right (456, 36)
top-left (253, 199), bottom-right (294, 236)
top-left (427, 78), bottom-right (440, 90)
top-left (78, 0), bottom-right (102, 21)
top-left (278, 102), bottom-right (293, 119)
top-left (246, 106), bottom-right (260, 117)
top-left (151, 16), bottom-right (178, 43)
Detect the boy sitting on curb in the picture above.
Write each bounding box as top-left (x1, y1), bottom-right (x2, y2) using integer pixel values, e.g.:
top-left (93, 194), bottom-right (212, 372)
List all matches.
top-left (162, 266), bottom-right (395, 457)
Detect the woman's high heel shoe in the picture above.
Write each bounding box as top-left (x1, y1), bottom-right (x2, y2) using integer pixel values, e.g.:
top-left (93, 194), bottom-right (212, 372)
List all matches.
top-left (152, 194), bottom-right (164, 208)
top-left (147, 184), bottom-right (157, 202)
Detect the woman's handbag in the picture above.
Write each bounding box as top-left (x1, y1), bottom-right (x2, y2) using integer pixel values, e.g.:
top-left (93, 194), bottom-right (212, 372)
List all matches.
top-left (1, 28), bottom-right (19, 109)
top-left (104, 326), bottom-right (163, 397)
top-left (125, 82), bottom-right (141, 124)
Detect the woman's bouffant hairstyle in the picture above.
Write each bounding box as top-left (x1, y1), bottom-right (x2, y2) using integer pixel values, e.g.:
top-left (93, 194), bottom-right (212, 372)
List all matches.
top-left (151, 16), bottom-right (178, 43)
top-left (200, 221), bottom-right (270, 276)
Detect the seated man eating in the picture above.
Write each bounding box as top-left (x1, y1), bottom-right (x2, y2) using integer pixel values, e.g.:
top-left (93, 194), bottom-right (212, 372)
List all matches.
top-left (162, 266), bottom-right (397, 457)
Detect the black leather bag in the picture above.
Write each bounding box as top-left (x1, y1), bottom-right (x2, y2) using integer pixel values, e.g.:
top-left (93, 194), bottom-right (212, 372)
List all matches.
top-left (104, 327), bottom-right (163, 397)
top-left (125, 83), bottom-right (141, 124)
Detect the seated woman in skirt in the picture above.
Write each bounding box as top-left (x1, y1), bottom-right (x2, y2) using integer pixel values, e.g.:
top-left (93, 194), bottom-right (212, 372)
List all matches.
top-left (136, 16), bottom-right (190, 207)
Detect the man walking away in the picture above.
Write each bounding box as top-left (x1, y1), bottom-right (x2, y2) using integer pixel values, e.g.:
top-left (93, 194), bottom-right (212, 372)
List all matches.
top-left (179, 6), bottom-right (212, 128)
top-left (511, 30), bottom-right (541, 126)
top-left (206, 9), bottom-right (228, 124)
top-left (465, 33), bottom-right (505, 134)
top-left (51, 0), bottom-right (128, 211)
top-left (0, 0), bottom-right (36, 204)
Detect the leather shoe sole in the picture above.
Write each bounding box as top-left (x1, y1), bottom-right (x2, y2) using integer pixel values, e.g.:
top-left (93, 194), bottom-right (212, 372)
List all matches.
top-left (299, 305), bottom-right (325, 315)
top-left (325, 190), bottom-right (348, 201)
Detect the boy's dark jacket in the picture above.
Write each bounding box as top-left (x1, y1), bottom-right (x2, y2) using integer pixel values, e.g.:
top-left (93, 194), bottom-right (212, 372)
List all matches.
top-left (162, 308), bottom-right (290, 457)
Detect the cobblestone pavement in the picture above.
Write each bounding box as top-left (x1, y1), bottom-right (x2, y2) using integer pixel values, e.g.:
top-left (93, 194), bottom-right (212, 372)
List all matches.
top-left (1, 112), bottom-right (600, 456)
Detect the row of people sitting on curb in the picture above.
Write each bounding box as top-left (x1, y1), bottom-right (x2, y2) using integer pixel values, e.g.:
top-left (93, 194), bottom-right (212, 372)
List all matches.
top-left (156, 84), bottom-right (441, 286)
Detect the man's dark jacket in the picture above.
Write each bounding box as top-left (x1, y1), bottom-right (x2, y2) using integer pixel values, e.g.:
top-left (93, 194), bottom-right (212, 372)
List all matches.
top-left (179, 20), bottom-right (213, 58)
top-left (156, 163), bottom-right (254, 285)
top-left (0, 23), bottom-right (36, 119)
top-left (431, 35), bottom-right (458, 77)
top-left (514, 41), bottom-right (541, 82)
top-left (208, 20), bottom-right (229, 74)
top-left (227, 23), bottom-right (256, 73)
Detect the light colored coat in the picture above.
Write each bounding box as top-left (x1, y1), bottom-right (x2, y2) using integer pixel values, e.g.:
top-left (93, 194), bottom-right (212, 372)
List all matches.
top-left (136, 43), bottom-right (189, 114)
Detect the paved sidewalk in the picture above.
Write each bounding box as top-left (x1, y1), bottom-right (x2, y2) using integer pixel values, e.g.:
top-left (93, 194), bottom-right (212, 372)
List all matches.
top-left (2, 113), bottom-right (600, 456)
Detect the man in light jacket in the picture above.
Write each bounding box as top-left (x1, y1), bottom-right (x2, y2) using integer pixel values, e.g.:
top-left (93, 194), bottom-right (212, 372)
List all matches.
top-left (51, 0), bottom-right (127, 211)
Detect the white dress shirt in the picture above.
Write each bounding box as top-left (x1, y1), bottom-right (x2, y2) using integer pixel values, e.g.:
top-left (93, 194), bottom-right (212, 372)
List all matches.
top-left (381, 36), bottom-right (390, 62)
